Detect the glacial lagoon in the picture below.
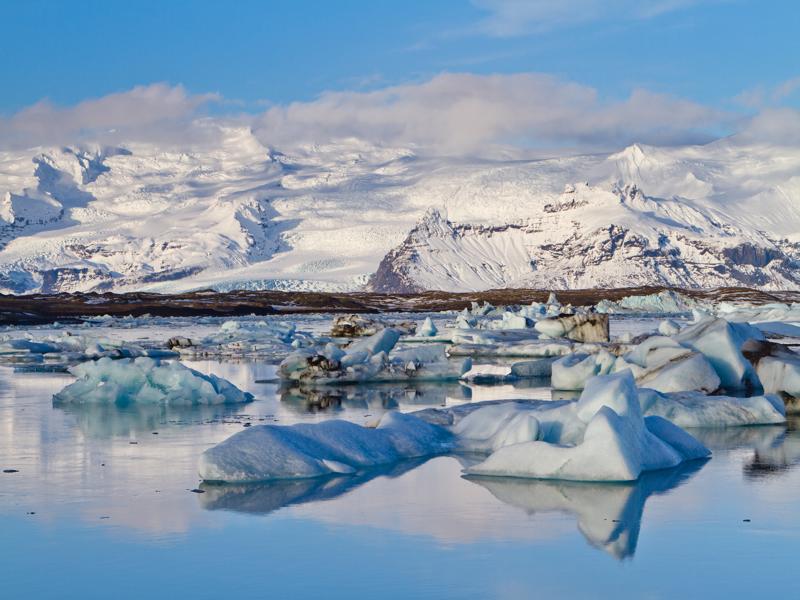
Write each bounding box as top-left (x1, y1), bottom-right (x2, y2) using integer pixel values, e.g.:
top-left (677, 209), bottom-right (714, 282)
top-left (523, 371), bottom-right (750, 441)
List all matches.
top-left (1, 315), bottom-right (800, 599)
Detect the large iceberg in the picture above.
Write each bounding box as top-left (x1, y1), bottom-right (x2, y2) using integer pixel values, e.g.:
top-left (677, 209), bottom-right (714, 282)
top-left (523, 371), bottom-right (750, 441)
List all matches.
top-left (54, 357), bottom-right (254, 405)
top-left (464, 372), bottom-right (709, 481)
top-left (200, 371), bottom-right (709, 483)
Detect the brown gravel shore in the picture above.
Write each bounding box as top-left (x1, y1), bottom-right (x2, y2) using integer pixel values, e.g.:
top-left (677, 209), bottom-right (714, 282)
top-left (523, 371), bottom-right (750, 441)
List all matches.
top-left (1, 286), bottom-right (799, 326)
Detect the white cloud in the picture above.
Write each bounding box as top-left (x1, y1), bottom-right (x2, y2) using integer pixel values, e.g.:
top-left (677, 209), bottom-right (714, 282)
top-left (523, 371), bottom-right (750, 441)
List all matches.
top-left (255, 72), bottom-right (728, 154)
top-left (735, 76), bottom-right (800, 109)
top-left (737, 107), bottom-right (800, 145)
top-left (0, 84), bottom-right (220, 150)
top-left (468, 0), bottom-right (709, 36)
top-left (3, 73), bottom-right (797, 156)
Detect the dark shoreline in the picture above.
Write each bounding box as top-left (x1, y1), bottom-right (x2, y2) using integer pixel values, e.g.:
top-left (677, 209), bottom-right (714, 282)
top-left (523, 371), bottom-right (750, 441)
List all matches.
top-left (1, 286), bottom-right (798, 326)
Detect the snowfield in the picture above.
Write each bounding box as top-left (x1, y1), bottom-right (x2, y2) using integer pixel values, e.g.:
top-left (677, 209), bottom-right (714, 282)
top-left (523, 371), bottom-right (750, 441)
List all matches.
top-left (1, 125), bottom-right (800, 293)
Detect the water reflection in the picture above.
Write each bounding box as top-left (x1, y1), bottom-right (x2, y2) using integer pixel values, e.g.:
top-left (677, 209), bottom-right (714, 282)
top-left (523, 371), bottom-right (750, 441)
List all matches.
top-left (743, 418), bottom-right (800, 479)
top-left (196, 452), bottom-right (707, 560)
top-left (467, 460), bottom-right (707, 559)
top-left (278, 382), bottom-right (472, 414)
top-left (199, 459), bottom-right (429, 514)
top-left (54, 402), bottom-right (247, 438)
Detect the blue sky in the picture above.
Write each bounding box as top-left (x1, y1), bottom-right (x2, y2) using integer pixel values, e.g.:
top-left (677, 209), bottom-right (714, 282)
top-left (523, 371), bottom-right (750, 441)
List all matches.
top-left (0, 0), bottom-right (798, 153)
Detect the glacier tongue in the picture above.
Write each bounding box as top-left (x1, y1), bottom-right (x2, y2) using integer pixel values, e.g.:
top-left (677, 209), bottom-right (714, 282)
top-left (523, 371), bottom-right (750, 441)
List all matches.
top-left (1, 127), bottom-right (799, 293)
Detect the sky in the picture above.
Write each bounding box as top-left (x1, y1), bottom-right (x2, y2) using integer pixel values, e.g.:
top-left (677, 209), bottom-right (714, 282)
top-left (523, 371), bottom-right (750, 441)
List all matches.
top-left (0, 0), bottom-right (798, 154)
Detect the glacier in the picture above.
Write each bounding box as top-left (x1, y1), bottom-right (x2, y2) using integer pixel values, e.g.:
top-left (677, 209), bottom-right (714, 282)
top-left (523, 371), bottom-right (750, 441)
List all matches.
top-left (1, 127), bottom-right (800, 293)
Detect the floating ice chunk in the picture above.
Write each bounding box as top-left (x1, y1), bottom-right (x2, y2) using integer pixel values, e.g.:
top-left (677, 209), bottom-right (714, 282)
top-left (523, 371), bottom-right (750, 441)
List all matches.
top-left (486, 312), bottom-right (532, 330)
top-left (658, 319), bottom-right (682, 336)
top-left (415, 317), bottom-right (438, 337)
top-left (347, 328), bottom-right (401, 356)
top-left (534, 313), bottom-right (609, 343)
top-left (53, 357), bottom-right (254, 405)
top-left (330, 314), bottom-right (415, 337)
top-left (0, 339), bottom-right (62, 355)
top-left (509, 357), bottom-right (558, 378)
top-left (460, 364), bottom-right (514, 383)
top-left (638, 388), bottom-right (786, 427)
top-left (551, 351), bottom-right (616, 390)
top-left (675, 318), bottom-right (763, 391)
top-left (199, 411), bottom-right (453, 482)
top-left (465, 372), bottom-right (709, 481)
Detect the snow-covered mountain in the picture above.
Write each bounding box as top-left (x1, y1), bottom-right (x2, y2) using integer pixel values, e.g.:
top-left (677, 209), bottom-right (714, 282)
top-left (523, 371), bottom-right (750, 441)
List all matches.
top-left (0, 124), bottom-right (799, 294)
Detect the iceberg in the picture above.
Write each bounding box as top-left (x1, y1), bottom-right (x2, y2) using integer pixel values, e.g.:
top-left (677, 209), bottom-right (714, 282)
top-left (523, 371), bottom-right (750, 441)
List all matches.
top-left (201, 371), bottom-right (709, 483)
top-left (637, 388), bottom-right (786, 427)
top-left (675, 317), bottom-right (764, 391)
top-left (53, 357), bottom-right (254, 405)
top-left (534, 313), bottom-right (610, 343)
top-left (464, 372), bottom-right (710, 481)
top-left (199, 411), bottom-right (453, 482)
top-left (415, 317), bottom-right (438, 337)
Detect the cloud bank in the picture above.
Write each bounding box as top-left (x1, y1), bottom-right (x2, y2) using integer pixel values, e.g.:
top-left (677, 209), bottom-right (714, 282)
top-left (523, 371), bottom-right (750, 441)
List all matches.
top-left (0, 84), bottom-right (220, 150)
top-left (0, 73), bottom-right (797, 156)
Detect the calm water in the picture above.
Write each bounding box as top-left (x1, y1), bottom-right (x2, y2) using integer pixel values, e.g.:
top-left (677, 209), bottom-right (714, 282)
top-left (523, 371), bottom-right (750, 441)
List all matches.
top-left (2, 322), bottom-right (800, 598)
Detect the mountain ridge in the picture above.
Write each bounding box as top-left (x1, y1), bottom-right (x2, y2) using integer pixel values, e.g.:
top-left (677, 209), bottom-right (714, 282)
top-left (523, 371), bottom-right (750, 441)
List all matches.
top-left (0, 126), bottom-right (799, 294)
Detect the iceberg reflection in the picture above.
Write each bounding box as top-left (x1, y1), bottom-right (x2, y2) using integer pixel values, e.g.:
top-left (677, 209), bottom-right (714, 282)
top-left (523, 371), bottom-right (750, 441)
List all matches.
top-left (54, 402), bottom-right (245, 437)
top-left (197, 451), bottom-right (706, 560)
top-left (198, 459), bottom-right (429, 514)
top-left (466, 460), bottom-right (708, 560)
top-left (743, 418), bottom-right (800, 479)
top-left (279, 382), bottom-right (471, 413)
